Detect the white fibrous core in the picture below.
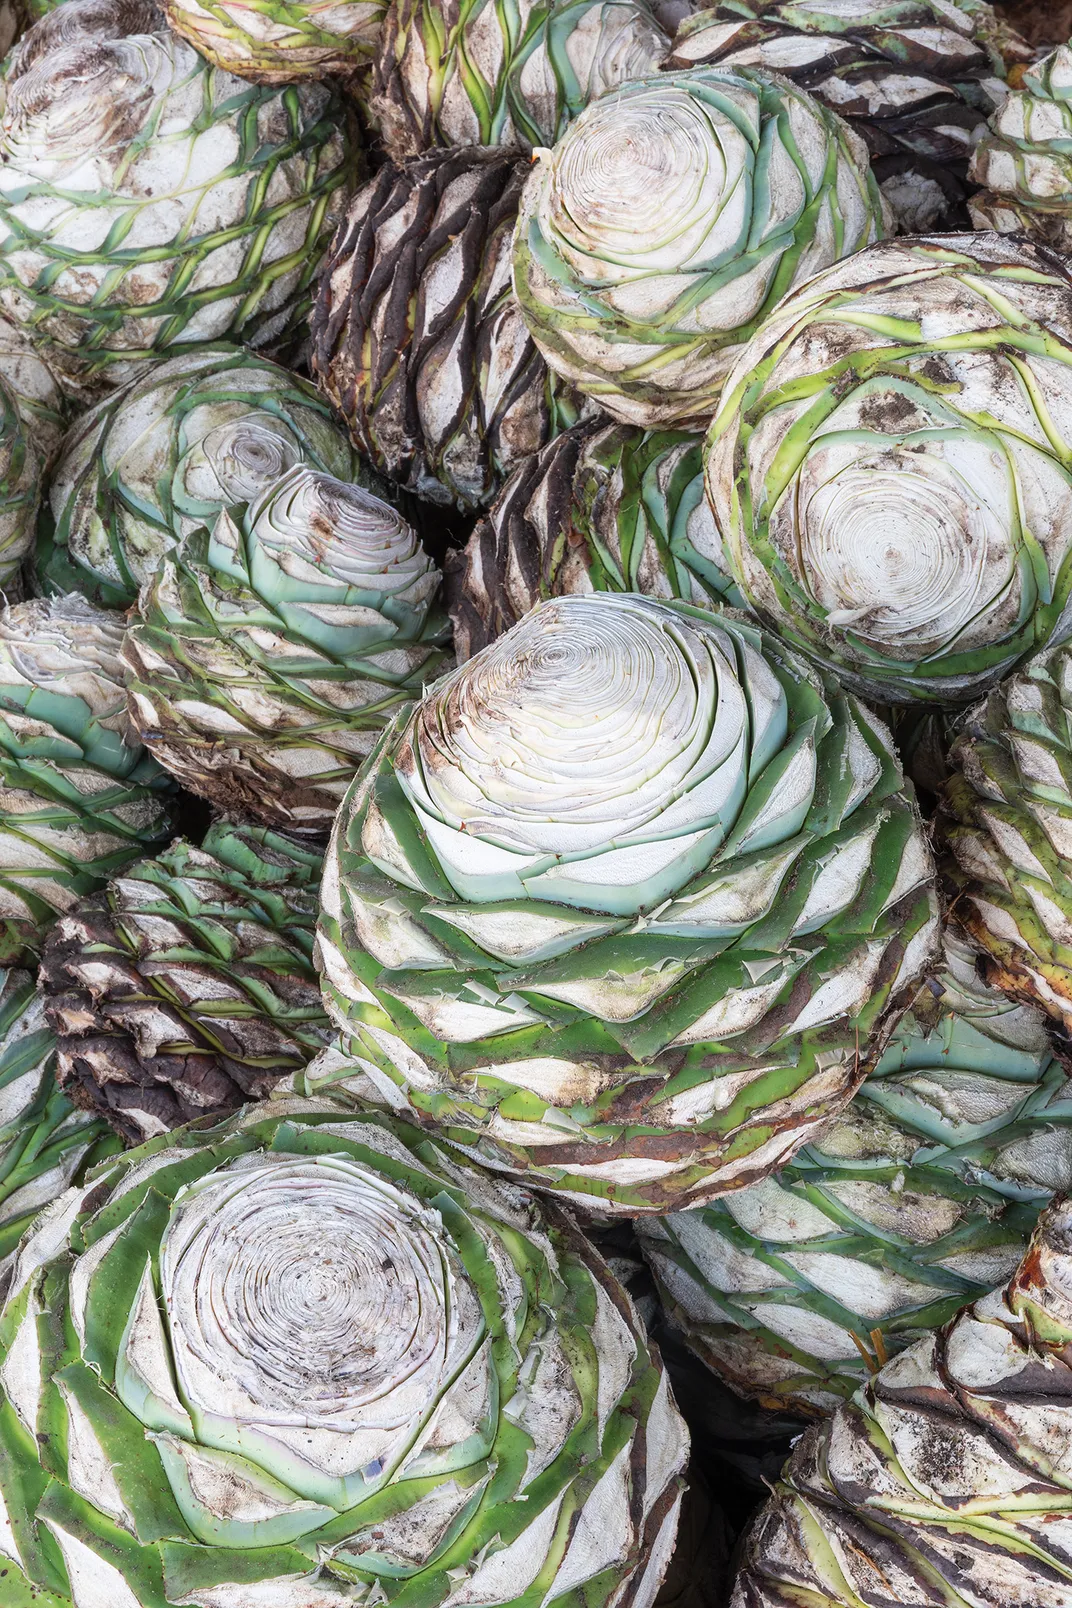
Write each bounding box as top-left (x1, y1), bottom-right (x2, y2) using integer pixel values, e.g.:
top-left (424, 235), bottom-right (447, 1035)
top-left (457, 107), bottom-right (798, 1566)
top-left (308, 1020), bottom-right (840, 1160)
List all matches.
top-left (244, 466), bottom-right (439, 610)
top-left (159, 1154), bottom-right (482, 1488)
top-left (544, 82), bottom-right (743, 295)
top-left (399, 593), bottom-right (767, 857)
top-left (786, 437), bottom-right (1015, 662)
top-left (2, 36), bottom-right (176, 176)
top-left (200, 418), bottom-right (303, 506)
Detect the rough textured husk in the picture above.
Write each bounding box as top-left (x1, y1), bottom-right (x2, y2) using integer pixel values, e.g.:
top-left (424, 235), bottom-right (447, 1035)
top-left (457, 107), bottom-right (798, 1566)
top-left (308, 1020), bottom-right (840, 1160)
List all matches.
top-left (943, 632), bottom-right (1072, 1037)
top-left (0, 0), bottom-right (360, 394)
top-left (970, 43), bottom-right (1072, 252)
top-left (369, 0), bottom-right (668, 161)
top-left (40, 820), bottom-right (331, 1146)
top-left (638, 929), bottom-right (1072, 1414)
top-left (162, 0), bottom-right (385, 83)
top-left (731, 1193), bottom-right (1072, 1607)
top-left (0, 1100), bottom-right (690, 1608)
top-left (664, 0), bottom-right (1012, 233)
top-left (0, 969), bottom-right (119, 1263)
top-left (305, 594), bottom-right (939, 1215)
top-left (447, 418), bottom-right (742, 663)
top-left (311, 145), bottom-right (589, 511)
top-left (706, 232), bottom-right (1072, 707)
top-left (36, 344), bottom-right (368, 610)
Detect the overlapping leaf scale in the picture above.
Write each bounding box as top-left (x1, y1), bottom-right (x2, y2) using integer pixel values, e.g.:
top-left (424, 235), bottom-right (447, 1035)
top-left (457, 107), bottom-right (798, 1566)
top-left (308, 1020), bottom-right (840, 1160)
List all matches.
top-left (0, 1103), bottom-right (688, 1608)
top-left (664, 0), bottom-right (1012, 232)
top-left (0, 969), bottom-right (119, 1263)
top-left (0, 2), bottom-right (359, 394)
top-left (0, 595), bottom-right (177, 965)
top-left (944, 633), bottom-right (1072, 1035)
top-left (731, 1195), bottom-right (1072, 1608)
top-left (369, 0), bottom-right (668, 161)
top-left (638, 930), bottom-right (1072, 1414)
top-left (36, 345), bottom-right (368, 610)
top-left (705, 232), bottom-right (1072, 707)
top-left (40, 819), bottom-right (332, 1145)
top-left (308, 597), bottom-right (938, 1214)
top-left (447, 419), bottom-right (743, 664)
top-left (122, 468), bottom-right (451, 835)
top-left (970, 43), bottom-right (1072, 252)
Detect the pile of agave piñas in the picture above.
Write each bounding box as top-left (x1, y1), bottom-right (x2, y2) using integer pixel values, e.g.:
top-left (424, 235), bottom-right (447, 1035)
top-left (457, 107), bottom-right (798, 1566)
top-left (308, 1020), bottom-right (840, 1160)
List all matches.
top-left (3, 0), bottom-right (1072, 1600)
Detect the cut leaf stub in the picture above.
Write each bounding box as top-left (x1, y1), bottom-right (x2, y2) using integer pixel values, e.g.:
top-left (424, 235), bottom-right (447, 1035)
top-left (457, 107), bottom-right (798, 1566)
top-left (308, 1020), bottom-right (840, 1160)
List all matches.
top-left (0, 1102), bottom-right (690, 1608)
top-left (731, 1193), bottom-right (1072, 1607)
top-left (306, 591), bottom-right (939, 1214)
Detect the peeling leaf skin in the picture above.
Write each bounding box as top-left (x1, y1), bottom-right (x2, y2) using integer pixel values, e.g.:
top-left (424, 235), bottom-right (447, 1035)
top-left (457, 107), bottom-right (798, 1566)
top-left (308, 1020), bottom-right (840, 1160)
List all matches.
top-left (36, 345), bottom-right (373, 612)
top-left (311, 146), bottom-right (591, 514)
top-left (305, 591), bottom-right (939, 1216)
top-left (0, 0), bottom-right (359, 398)
top-left (706, 232), bottom-right (1072, 709)
top-left (731, 1195), bottom-right (1072, 1608)
top-left (0, 969), bottom-right (119, 1263)
top-left (637, 927), bottom-right (1072, 1416)
top-left (446, 419), bottom-right (744, 665)
top-left (512, 67), bottom-right (887, 431)
top-left (943, 633), bottom-right (1072, 1041)
top-left (39, 819), bottom-right (331, 1147)
top-left (970, 44), bottom-right (1072, 252)
top-left (122, 465), bottom-right (452, 836)
top-left (663, 0), bottom-right (1010, 233)
top-left (0, 594), bottom-right (177, 967)
top-left (0, 1101), bottom-right (690, 1608)
top-left (369, 0), bottom-right (668, 163)
top-left (163, 0), bottom-right (385, 85)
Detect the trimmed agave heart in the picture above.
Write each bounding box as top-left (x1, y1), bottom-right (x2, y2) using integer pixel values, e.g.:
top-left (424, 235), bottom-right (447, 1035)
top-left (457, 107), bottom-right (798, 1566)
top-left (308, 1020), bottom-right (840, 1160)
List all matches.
top-left (307, 591), bottom-right (939, 1214)
top-left (122, 464), bottom-right (451, 834)
top-left (0, 1101), bottom-right (690, 1608)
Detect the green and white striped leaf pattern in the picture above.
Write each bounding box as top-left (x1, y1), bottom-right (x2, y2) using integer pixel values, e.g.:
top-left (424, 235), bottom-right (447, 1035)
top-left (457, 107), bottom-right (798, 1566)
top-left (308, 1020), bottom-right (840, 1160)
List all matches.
top-left (0, 1102), bottom-right (688, 1608)
top-left (637, 932), bottom-right (1072, 1413)
top-left (512, 67), bottom-right (887, 429)
top-left (306, 592), bottom-right (938, 1214)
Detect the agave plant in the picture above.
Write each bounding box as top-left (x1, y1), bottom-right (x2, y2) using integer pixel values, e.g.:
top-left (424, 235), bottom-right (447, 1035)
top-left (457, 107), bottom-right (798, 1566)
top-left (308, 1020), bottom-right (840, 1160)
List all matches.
top-left (0, 969), bottom-right (119, 1262)
top-left (513, 67), bottom-right (887, 428)
top-left (943, 633), bottom-right (1072, 1036)
top-left (638, 930), bottom-right (1072, 1414)
top-left (370, 0), bottom-right (668, 161)
top-left (0, 313), bottom-right (64, 588)
top-left (448, 418), bottom-right (743, 662)
top-left (306, 591), bottom-right (939, 1215)
top-left (706, 233), bottom-right (1072, 707)
top-left (41, 819), bottom-right (331, 1145)
top-left (36, 345), bottom-right (369, 610)
top-left (0, 595), bottom-right (176, 965)
top-left (663, 0), bottom-right (1012, 232)
top-left (163, 0), bottom-right (385, 81)
top-left (0, 1100), bottom-right (690, 1608)
top-left (123, 465), bottom-right (450, 835)
top-left (0, 0), bottom-right (358, 393)
top-left (731, 1193), bottom-right (1072, 1607)
top-left (312, 145), bottom-right (589, 511)
top-left (970, 43), bottom-right (1072, 251)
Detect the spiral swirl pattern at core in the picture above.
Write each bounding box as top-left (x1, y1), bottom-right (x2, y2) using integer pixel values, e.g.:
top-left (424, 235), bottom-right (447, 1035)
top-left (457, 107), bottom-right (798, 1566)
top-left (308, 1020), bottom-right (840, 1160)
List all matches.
top-left (513, 67), bottom-right (885, 427)
top-left (705, 234), bottom-right (1072, 704)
